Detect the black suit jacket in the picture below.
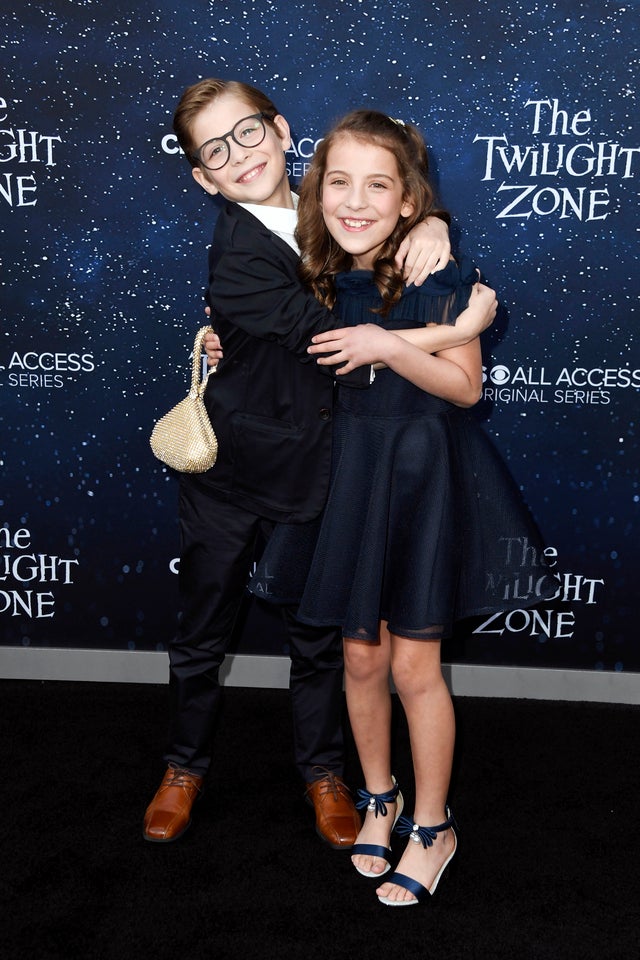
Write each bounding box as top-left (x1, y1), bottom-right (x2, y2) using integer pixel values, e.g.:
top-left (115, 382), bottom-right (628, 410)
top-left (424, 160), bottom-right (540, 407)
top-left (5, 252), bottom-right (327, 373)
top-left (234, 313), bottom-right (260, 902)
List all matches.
top-left (197, 202), bottom-right (369, 523)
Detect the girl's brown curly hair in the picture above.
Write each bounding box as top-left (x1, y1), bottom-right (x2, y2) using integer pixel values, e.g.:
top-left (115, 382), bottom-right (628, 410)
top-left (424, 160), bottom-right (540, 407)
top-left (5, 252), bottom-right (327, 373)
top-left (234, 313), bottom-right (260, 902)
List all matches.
top-left (295, 110), bottom-right (450, 314)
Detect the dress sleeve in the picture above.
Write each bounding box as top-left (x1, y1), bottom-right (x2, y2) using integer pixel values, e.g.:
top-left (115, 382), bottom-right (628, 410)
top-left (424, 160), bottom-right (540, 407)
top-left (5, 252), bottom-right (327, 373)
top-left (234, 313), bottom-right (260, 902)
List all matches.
top-left (413, 255), bottom-right (478, 327)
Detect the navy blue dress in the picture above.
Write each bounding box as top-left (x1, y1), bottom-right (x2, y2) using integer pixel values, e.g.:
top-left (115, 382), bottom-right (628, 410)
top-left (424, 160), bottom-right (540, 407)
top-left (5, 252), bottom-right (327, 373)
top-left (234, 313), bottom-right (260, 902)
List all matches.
top-left (250, 259), bottom-right (556, 641)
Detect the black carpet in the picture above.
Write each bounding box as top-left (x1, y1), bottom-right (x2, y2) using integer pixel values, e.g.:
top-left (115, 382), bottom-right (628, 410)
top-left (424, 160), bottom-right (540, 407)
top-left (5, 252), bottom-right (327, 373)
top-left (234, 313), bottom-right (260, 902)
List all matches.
top-left (3, 680), bottom-right (639, 960)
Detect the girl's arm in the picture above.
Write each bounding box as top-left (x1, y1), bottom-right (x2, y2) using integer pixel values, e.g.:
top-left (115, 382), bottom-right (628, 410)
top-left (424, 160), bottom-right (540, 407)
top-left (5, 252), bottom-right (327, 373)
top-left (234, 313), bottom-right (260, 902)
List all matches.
top-left (311, 323), bottom-right (482, 407)
top-left (386, 334), bottom-right (483, 407)
top-left (392, 282), bottom-right (496, 351)
top-left (308, 282), bottom-right (497, 371)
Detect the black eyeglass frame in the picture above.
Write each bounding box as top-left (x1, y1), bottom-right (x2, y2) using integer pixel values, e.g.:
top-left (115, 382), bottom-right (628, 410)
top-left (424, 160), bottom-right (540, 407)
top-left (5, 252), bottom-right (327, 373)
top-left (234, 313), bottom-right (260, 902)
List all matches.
top-left (192, 113), bottom-right (269, 170)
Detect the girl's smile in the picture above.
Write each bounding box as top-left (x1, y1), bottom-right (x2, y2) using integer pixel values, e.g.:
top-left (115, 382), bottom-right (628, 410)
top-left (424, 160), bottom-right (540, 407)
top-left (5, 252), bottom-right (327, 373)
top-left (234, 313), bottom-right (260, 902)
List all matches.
top-left (341, 217), bottom-right (377, 230)
top-left (321, 135), bottom-right (414, 269)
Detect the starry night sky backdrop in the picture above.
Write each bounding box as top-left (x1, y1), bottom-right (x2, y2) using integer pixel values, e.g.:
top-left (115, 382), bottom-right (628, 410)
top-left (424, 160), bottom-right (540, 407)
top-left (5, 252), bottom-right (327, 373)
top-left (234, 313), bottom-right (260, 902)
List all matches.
top-left (1, 1), bottom-right (638, 671)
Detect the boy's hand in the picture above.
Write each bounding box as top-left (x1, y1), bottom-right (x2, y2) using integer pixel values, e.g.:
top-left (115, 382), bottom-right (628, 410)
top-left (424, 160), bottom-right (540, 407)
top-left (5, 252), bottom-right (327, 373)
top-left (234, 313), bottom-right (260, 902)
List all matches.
top-left (395, 216), bottom-right (451, 286)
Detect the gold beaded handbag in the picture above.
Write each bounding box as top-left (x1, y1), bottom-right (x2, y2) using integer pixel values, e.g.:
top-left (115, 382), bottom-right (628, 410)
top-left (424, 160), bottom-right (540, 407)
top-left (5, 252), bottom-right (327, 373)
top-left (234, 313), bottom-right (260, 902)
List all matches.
top-left (150, 325), bottom-right (218, 473)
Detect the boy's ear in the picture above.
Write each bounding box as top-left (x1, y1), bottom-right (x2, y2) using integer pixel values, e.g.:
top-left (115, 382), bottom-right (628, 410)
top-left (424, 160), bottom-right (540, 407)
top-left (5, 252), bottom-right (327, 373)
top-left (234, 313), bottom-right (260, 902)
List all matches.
top-left (192, 165), bottom-right (219, 196)
top-left (273, 114), bottom-right (292, 150)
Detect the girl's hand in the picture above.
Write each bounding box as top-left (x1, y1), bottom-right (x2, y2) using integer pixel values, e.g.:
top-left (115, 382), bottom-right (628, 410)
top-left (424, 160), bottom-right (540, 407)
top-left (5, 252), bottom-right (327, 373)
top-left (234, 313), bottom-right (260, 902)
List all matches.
top-left (202, 305), bottom-right (223, 367)
top-left (454, 283), bottom-right (498, 342)
top-left (394, 216), bottom-right (451, 286)
top-left (308, 324), bottom-right (396, 374)
top-left (203, 329), bottom-right (223, 367)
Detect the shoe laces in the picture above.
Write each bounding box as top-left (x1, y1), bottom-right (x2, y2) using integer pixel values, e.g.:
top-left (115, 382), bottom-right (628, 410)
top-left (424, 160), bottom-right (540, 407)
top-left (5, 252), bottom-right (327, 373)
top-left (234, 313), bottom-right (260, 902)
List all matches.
top-left (306, 765), bottom-right (350, 801)
top-left (164, 763), bottom-right (203, 792)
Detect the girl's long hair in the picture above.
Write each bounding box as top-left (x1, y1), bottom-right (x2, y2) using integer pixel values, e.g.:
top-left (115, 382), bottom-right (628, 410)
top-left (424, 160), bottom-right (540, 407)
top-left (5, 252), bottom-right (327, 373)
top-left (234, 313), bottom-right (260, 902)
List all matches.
top-left (296, 110), bottom-right (450, 313)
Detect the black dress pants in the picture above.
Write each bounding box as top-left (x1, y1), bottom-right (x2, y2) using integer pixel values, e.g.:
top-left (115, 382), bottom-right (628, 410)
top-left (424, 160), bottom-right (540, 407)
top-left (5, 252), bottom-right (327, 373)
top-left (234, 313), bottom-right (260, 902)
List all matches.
top-left (164, 476), bottom-right (345, 781)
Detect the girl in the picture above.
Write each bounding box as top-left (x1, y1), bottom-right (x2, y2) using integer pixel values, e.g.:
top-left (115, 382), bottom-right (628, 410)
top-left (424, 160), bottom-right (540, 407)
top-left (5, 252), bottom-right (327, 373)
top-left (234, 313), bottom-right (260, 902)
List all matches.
top-left (250, 110), bottom-right (555, 905)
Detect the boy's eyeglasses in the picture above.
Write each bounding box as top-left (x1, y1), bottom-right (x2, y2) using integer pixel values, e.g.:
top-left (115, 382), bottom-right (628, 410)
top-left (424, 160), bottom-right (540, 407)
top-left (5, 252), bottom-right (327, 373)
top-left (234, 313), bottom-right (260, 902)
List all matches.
top-left (192, 113), bottom-right (268, 170)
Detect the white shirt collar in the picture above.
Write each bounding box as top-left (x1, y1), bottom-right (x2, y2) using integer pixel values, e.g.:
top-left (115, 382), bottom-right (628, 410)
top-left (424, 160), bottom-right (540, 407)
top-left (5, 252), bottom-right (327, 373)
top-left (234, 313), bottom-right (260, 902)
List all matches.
top-left (239, 192), bottom-right (299, 254)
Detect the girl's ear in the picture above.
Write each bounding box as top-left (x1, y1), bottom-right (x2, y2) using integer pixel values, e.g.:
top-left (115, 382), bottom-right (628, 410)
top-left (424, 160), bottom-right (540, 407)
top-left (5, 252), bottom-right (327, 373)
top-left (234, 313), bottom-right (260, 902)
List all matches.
top-left (272, 114), bottom-right (292, 150)
top-left (401, 198), bottom-right (415, 218)
top-left (192, 165), bottom-right (219, 196)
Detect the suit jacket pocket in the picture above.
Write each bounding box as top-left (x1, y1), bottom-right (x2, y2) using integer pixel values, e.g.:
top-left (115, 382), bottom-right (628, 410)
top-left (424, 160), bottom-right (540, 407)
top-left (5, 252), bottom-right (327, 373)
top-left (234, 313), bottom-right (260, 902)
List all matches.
top-left (230, 412), bottom-right (310, 511)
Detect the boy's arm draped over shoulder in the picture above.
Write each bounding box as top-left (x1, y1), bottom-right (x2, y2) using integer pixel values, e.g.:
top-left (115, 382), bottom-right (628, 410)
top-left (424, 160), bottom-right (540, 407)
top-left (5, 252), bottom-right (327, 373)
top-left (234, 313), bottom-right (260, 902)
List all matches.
top-left (395, 215), bottom-right (451, 285)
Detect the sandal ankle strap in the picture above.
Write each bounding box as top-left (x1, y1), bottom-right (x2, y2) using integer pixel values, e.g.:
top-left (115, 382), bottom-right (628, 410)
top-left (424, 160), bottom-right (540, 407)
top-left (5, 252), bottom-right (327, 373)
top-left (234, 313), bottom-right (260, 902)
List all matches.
top-left (355, 778), bottom-right (400, 818)
top-left (396, 807), bottom-right (456, 848)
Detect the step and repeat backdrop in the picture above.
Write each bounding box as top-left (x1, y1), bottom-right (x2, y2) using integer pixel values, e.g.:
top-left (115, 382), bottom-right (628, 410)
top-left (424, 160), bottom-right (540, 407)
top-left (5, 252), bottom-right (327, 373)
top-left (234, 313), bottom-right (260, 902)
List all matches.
top-left (1, 1), bottom-right (638, 673)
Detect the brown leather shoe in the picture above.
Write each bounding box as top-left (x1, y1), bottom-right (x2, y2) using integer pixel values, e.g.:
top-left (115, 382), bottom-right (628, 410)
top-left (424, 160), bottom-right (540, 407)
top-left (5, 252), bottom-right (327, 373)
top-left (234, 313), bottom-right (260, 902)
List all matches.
top-left (143, 764), bottom-right (203, 842)
top-left (305, 767), bottom-right (361, 849)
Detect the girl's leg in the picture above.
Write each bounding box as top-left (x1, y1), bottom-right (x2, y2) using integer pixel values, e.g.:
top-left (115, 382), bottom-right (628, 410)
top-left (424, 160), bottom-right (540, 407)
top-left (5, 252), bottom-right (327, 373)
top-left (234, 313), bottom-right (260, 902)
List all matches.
top-left (376, 632), bottom-right (456, 903)
top-left (344, 623), bottom-right (398, 875)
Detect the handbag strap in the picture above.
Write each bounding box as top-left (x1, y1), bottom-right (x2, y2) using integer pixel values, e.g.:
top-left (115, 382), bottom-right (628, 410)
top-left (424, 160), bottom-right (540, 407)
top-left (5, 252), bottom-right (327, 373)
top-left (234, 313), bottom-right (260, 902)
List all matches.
top-left (189, 325), bottom-right (215, 399)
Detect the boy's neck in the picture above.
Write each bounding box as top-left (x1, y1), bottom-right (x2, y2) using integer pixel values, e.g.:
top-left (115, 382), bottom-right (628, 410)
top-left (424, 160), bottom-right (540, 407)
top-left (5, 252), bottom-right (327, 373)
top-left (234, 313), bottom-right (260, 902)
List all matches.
top-left (219, 181), bottom-right (295, 211)
top-left (241, 197), bottom-right (295, 211)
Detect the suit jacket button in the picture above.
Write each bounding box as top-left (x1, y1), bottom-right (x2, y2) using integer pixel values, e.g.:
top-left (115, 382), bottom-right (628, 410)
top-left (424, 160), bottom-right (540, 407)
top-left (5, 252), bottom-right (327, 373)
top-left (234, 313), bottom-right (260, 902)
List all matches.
top-left (318, 407), bottom-right (331, 421)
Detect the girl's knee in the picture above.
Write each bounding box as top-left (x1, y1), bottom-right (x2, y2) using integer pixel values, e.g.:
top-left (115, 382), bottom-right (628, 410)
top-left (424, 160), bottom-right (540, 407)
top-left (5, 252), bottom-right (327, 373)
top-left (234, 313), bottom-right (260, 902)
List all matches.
top-left (390, 648), bottom-right (444, 698)
top-left (344, 640), bottom-right (388, 683)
